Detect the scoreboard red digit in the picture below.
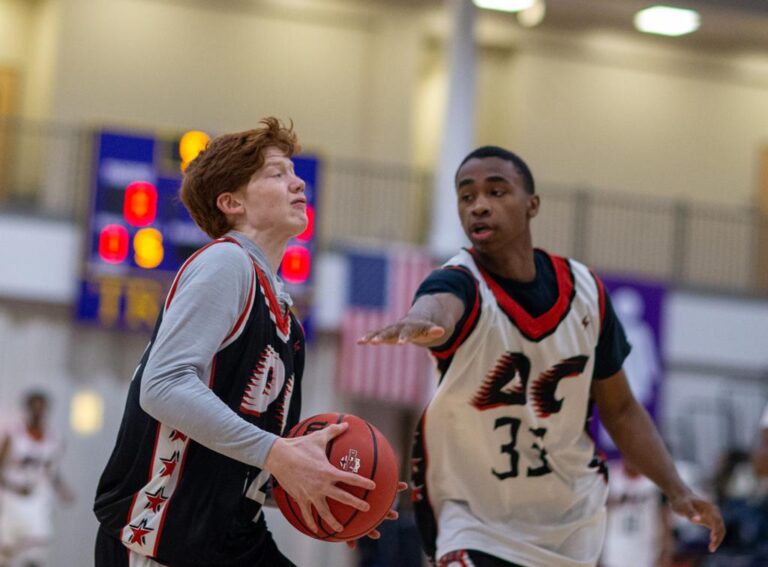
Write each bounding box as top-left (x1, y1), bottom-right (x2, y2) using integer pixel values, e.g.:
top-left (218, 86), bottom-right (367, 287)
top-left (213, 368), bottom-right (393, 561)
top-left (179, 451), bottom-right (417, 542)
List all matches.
top-left (77, 129), bottom-right (319, 331)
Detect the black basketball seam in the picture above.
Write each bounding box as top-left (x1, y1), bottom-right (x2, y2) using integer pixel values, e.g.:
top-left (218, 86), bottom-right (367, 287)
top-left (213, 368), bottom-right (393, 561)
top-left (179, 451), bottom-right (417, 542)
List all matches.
top-left (279, 416), bottom-right (316, 537)
top-left (314, 413), bottom-right (347, 538)
top-left (283, 414), bottom-right (337, 539)
top-left (329, 420), bottom-right (379, 539)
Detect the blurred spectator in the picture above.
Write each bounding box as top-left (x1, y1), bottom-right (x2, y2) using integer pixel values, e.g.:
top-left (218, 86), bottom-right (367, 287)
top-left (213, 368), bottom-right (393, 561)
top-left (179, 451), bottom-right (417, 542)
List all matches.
top-left (0, 391), bottom-right (72, 567)
top-left (705, 434), bottom-right (768, 567)
top-left (601, 459), bottom-right (672, 567)
top-left (753, 403), bottom-right (768, 486)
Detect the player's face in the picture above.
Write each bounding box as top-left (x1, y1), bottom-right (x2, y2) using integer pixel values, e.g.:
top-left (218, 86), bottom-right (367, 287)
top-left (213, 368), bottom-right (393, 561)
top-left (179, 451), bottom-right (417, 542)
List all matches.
top-left (455, 157), bottom-right (539, 252)
top-left (236, 147), bottom-right (307, 240)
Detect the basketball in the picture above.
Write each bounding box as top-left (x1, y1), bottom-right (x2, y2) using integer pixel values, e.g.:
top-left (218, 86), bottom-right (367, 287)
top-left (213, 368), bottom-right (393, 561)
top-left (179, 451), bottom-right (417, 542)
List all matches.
top-left (272, 413), bottom-right (399, 542)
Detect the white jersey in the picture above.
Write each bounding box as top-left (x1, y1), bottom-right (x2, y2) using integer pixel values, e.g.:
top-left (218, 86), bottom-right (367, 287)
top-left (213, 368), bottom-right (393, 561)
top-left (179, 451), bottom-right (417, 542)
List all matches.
top-left (0, 421), bottom-right (62, 555)
top-left (601, 464), bottom-right (664, 567)
top-left (414, 249), bottom-right (609, 567)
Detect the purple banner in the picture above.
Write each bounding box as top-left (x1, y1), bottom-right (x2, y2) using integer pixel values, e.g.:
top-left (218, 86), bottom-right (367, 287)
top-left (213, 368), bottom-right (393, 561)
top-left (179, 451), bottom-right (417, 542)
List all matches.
top-left (594, 275), bottom-right (667, 460)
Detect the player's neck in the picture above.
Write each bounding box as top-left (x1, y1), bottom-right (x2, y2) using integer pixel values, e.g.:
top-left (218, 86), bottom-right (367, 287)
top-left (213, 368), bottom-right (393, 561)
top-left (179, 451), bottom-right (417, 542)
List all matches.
top-left (26, 421), bottom-right (44, 440)
top-left (235, 228), bottom-right (287, 274)
top-left (474, 244), bottom-right (536, 282)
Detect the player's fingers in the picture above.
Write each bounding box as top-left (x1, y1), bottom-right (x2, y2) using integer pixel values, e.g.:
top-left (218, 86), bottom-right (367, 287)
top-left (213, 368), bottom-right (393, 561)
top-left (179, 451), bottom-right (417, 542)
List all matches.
top-left (325, 485), bottom-right (371, 512)
top-left (357, 329), bottom-right (385, 344)
top-left (331, 469), bottom-right (377, 491)
top-left (396, 481), bottom-right (408, 492)
top-left (366, 529), bottom-right (381, 540)
top-left (370, 325), bottom-right (405, 344)
top-left (385, 509), bottom-right (399, 520)
top-left (345, 540), bottom-right (357, 550)
top-left (320, 422), bottom-right (349, 442)
top-left (296, 498), bottom-right (318, 533)
top-left (673, 499), bottom-right (700, 523)
top-left (696, 504), bottom-right (725, 551)
top-left (313, 497), bottom-right (344, 533)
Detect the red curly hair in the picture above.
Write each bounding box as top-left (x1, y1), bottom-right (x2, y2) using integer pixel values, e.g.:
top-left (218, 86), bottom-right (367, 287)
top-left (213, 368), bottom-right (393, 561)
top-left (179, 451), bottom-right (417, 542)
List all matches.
top-left (180, 117), bottom-right (300, 238)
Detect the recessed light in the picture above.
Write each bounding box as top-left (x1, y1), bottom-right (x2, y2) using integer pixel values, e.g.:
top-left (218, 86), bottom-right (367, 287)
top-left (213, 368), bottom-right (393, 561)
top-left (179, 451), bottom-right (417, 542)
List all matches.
top-left (473, 0), bottom-right (536, 13)
top-left (634, 6), bottom-right (700, 37)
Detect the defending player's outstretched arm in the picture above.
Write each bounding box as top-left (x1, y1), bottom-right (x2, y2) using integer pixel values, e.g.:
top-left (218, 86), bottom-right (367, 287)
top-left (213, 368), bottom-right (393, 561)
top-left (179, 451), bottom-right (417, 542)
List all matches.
top-left (357, 292), bottom-right (465, 348)
top-left (593, 369), bottom-right (726, 553)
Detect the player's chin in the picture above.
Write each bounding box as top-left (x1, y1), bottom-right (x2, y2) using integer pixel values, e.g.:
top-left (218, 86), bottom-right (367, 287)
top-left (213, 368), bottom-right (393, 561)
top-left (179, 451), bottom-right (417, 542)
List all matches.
top-left (288, 215), bottom-right (308, 237)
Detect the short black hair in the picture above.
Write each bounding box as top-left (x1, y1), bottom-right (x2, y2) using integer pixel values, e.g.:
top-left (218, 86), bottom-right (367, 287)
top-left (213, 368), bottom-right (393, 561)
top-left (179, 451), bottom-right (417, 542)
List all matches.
top-left (24, 390), bottom-right (48, 407)
top-left (456, 146), bottom-right (535, 194)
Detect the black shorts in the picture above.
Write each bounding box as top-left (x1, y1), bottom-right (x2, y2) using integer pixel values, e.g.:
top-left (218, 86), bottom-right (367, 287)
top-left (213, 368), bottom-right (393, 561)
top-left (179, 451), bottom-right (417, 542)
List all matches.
top-left (438, 549), bottom-right (527, 567)
top-left (95, 525), bottom-right (296, 567)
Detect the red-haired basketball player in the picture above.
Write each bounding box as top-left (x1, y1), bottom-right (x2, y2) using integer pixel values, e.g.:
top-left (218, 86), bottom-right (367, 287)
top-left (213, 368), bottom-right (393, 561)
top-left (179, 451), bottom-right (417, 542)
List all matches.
top-left (94, 118), bottom-right (390, 566)
top-left (360, 147), bottom-right (724, 567)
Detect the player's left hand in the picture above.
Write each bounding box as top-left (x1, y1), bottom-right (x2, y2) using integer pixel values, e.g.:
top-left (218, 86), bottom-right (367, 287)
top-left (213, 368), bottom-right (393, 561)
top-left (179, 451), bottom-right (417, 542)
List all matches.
top-left (668, 492), bottom-right (725, 552)
top-left (345, 481), bottom-right (408, 549)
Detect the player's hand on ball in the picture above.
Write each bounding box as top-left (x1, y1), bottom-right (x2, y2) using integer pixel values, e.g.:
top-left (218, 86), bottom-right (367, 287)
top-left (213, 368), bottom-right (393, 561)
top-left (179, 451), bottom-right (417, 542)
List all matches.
top-left (265, 422), bottom-right (376, 533)
top-left (668, 491), bottom-right (725, 552)
top-left (345, 481), bottom-right (409, 549)
top-left (358, 317), bottom-right (445, 346)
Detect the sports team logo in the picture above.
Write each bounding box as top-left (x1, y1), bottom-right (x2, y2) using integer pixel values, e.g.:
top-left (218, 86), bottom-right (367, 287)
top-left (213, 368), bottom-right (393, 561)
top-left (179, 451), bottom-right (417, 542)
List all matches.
top-left (340, 448), bottom-right (361, 473)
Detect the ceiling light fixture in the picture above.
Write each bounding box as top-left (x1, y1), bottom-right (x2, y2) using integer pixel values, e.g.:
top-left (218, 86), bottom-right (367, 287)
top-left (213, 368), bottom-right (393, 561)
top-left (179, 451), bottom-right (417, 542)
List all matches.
top-left (473, 0), bottom-right (536, 13)
top-left (517, 0), bottom-right (546, 27)
top-left (634, 6), bottom-right (700, 37)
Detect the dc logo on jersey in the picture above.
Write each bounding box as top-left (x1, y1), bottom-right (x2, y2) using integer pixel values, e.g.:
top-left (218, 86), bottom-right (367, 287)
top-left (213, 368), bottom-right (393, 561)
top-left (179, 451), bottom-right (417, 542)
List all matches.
top-left (472, 352), bottom-right (588, 417)
top-left (340, 449), bottom-right (361, 473)
top-left (240, 345), bottom-right (286, 416)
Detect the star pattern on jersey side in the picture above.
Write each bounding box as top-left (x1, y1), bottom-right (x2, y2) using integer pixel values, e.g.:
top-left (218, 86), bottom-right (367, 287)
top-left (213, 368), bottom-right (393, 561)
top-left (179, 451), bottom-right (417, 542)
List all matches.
top-left (144, 487), bottom-right (168, 513)
top-left (159, 451), bottom-right (180, 477)
top-left (169, 429), bottom-right (188, 443)
top-left (127, 518), bottom-right (154, 546)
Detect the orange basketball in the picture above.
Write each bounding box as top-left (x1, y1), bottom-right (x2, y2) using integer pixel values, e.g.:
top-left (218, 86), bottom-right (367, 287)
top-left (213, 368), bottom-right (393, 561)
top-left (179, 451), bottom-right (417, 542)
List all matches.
top-left (272, 413), bottom-right (399, 542)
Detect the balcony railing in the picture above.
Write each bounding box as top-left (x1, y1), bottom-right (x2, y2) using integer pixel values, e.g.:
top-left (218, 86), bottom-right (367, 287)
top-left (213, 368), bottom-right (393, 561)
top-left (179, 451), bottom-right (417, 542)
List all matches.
top-left (0, 117), bottom-right (764, 294)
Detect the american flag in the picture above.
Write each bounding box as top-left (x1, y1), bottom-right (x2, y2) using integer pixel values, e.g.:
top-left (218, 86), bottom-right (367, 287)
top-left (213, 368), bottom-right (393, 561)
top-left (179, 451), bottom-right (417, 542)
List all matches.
top-left (337, 246), bottom-right (435, 407)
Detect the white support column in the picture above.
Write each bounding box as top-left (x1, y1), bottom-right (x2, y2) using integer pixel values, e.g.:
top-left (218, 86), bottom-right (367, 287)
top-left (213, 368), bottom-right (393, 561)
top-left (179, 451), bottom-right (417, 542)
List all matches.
top-left (428, 0), bottom-right (476, 260)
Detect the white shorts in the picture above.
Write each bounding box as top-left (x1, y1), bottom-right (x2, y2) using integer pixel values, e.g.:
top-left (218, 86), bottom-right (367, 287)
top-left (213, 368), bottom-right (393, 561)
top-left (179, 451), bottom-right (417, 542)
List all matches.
top-left (0, 489), bottom-right (53, 561)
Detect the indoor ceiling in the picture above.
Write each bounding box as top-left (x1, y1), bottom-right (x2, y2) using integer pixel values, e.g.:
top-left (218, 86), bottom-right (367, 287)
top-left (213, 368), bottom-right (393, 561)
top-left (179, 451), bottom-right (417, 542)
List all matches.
top-left (377, 0), bottom-right (768, 55)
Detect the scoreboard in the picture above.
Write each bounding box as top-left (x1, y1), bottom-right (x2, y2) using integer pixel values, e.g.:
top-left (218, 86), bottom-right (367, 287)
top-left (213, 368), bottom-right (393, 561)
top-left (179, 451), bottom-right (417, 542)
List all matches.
top-left (76, 129), bottom-right (319, 332)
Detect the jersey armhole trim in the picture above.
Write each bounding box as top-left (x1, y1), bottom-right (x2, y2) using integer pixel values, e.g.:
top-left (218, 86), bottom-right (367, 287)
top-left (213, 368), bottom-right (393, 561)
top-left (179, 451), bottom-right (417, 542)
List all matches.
top-left (431, 266), bottom-right (481, 360)
top-left (588, 269), bottom-right (606, 336)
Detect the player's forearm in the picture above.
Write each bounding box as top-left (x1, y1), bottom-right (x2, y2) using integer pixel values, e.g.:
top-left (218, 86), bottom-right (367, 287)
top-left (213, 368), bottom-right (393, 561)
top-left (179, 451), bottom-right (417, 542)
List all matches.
top-left (140, 368), bottom-right (278, 468)
top-left (753, 431), bottom-right (768, 477)
top-left (602, 400), bottom-right (690, 499)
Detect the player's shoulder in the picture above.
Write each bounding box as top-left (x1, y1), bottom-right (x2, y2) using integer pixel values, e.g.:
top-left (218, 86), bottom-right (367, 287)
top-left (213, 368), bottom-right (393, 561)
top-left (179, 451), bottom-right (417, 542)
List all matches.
top-left (185, 238), bottom-right (252, 276)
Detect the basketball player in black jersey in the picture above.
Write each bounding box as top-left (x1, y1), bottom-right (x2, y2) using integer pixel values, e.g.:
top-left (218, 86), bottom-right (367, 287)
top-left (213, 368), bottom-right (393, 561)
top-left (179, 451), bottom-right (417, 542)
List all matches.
top-left (94, 118), bottom-right (398, 566)
top-left (360, 147), bottom-right (725, 567)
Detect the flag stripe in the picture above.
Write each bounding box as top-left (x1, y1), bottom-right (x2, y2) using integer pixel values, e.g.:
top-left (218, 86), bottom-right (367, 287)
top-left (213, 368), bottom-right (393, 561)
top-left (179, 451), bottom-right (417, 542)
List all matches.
top-left (338, 247), bottom-right (435, 407)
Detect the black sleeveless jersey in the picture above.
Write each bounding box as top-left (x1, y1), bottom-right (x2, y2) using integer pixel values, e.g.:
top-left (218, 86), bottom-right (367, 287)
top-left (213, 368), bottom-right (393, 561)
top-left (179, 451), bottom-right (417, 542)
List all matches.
top-left (94, 238), bottom-right (304, 566)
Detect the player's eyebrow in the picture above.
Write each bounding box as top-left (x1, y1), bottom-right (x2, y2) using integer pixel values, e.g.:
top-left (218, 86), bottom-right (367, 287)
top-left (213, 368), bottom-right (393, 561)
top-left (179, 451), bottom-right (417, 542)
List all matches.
top-left (485, 175), bottom-right (508, 184)
top-left (263, 157), bottom-right (294, 169)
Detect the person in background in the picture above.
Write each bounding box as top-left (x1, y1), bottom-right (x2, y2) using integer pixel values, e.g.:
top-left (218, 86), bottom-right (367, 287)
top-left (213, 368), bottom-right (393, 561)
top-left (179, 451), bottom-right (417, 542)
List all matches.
top-left (601, 459), bottom-right (672, 567)
top-left (0, 391), bottom-right (73, 567)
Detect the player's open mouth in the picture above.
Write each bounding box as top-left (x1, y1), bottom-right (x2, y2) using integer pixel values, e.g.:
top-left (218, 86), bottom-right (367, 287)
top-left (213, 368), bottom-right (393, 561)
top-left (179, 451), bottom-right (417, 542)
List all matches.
top-left (470, 223), bottom-right (493, 239)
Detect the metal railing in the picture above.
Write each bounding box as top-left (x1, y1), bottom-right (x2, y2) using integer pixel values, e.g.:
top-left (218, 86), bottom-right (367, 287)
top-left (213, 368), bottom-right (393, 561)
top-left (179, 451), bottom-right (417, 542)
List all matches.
top-left (0, 117), bottom-right (764, 294)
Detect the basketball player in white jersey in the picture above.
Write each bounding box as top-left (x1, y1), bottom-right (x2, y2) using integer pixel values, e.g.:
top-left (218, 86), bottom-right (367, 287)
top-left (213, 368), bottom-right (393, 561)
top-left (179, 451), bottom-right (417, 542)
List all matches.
top-left (359, 147), bottom-right (724, 567)
top-left (754, 403), bottom-right (768, 486)
top-left (0, 391), bottom-right (72, 567)
top-left (601, 460), bottom-right (672, 567)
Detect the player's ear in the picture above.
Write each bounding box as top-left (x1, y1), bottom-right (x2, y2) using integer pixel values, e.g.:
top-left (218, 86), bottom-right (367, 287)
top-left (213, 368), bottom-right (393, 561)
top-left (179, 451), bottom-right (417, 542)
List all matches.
top-left (527, 194), bottom-right (540, 219)
top-left (217, 191), bottom-right (244, 215)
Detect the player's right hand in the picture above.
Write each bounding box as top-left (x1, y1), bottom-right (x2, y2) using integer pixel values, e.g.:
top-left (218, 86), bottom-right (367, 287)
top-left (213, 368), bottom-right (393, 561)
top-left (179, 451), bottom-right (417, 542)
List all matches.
top-left (357, 317), bottom-right (446, 346)
top-left (264, 422), bottom-right (376, 534)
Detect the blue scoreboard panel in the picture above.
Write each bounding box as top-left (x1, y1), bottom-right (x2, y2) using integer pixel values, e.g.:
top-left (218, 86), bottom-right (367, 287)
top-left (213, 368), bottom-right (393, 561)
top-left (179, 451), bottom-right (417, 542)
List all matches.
top-left (77, 129), bottom-right (318, 332)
